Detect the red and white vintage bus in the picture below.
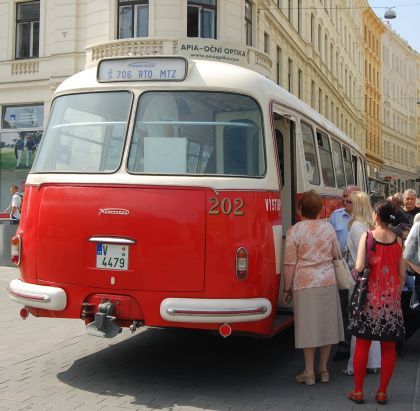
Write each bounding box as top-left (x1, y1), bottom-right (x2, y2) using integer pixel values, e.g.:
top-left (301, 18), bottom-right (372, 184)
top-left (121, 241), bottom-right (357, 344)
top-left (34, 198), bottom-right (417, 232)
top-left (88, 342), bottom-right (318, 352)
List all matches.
top-left (8, 56), bottom-right (367, 338)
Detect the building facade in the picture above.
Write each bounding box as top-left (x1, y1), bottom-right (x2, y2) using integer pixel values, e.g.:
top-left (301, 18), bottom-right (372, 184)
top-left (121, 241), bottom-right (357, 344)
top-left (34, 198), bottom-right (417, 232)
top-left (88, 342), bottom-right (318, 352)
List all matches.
top-left (0, 0), bottom-right (418, 205)
top-left (363, 7), bottom-right (384, 178)
top-left (381, 24), bottom-right (417, 193)
top-left (417, 52), bottom-right (420, 194)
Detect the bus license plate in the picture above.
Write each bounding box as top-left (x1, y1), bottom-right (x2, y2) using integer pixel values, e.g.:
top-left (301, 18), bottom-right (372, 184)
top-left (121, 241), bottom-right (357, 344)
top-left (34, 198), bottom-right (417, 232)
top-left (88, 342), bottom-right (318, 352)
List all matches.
top-left (96, 244), bottom-right (129, 270)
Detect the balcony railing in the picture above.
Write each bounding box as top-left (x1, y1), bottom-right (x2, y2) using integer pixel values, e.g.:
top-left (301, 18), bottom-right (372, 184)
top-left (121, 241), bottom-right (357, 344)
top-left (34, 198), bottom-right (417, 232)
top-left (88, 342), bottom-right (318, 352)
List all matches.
top-left (86, 38), bottom-right (273, 78)
top-left (11, 59), bottom-right (39, 75)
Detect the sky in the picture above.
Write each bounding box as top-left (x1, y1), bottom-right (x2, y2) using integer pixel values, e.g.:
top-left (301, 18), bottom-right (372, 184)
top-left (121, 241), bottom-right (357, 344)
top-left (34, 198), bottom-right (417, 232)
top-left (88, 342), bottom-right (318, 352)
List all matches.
top-left (368, 1), bottom-right (420, 53)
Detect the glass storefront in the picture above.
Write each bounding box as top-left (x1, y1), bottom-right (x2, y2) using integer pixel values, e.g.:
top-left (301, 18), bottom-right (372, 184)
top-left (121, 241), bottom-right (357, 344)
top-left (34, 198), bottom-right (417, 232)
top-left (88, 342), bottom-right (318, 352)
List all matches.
top-left (0, 103), bottom-right (44, 211)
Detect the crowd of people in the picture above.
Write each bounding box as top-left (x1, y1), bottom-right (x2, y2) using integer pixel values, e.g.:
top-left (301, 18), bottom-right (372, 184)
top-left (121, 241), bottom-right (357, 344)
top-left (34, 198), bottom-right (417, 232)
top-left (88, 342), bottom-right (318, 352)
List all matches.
top-left (284, 186), bottom-right (420, 405)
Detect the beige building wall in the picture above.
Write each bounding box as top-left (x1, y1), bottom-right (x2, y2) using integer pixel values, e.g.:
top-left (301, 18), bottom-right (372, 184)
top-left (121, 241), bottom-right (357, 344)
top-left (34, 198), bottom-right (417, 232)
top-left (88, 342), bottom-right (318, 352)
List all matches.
top-left (0, 0), bottom-right (367, 148)
top-left (2, 0), bottom-right (419, 196)
top-left (417, 53), bottom-right (420, 194)
top-left (363, 7), bottom-right (384, 177)
top-left (255, 0), bottom-right (365, 148)
top-left (381, 24), bottom-right (417, 192)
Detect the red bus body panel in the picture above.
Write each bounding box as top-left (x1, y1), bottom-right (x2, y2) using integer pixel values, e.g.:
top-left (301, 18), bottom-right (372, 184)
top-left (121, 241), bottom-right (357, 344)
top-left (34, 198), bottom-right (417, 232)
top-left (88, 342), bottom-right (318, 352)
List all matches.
top-left (18, 184), bottom-right (281, 336)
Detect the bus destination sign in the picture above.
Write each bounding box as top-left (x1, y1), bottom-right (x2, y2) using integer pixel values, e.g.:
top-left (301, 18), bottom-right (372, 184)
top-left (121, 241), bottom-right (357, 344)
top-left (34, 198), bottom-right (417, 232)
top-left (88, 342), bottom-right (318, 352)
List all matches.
top-left (97, 57), bottom-right (187, 82)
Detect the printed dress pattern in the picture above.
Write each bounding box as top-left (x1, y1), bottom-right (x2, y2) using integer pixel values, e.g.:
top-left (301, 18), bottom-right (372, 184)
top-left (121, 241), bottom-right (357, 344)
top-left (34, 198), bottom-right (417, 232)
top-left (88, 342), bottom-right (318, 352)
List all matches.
top-left (284, 220), bottom-right (338, 291)
top-left (348, 237), bottom-right (405, 341)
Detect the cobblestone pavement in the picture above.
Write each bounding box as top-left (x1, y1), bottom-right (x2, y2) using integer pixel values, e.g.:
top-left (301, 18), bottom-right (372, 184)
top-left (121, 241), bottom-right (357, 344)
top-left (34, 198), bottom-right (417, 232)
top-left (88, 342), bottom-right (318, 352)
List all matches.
top-left (1, 266), bottom-right (419, 411)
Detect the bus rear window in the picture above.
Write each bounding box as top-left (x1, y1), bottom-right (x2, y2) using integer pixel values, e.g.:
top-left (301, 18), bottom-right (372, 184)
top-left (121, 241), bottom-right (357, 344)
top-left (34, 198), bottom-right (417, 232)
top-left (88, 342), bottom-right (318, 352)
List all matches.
top-left (32, 92), bottom-right (132, 173)
top-left (127, 91), bottom-right (265, 176)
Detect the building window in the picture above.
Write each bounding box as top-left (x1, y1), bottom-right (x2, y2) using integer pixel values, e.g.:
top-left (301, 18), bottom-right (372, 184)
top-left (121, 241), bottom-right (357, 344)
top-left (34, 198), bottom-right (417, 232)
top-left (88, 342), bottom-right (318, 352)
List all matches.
top-left (298, 69), bottom-right (302, 99)
top-left (187, 0), bottom-right (217, 39)
top-left (264, 32), bottom-right (270, 54)
top-left (310, 14), bottom-right (315, 46)
top-left (276, 46), bottom-right (282, 86)
top-left (16, 1), bottom-right (40, 59)
top-left (288, 59), bottom-right (293, 93)
top-left (118, 0), bottom-right (149, 39)
top-left (245, 1), bottom-right (252, 46)
top-left (311, 80), bottom-right (315, 108)
top-left (318, 88), bottom-right (322, 114)
top-left (297, 0), bottom-right (302, 35)
top-left (318, 25), bottom-right (321, 53)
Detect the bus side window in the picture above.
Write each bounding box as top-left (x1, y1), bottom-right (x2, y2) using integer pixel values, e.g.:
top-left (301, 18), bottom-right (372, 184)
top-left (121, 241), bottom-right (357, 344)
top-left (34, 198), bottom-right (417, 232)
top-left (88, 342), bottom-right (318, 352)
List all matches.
top-left (316, 130), bottom-right (336, 187)
top-left (342, 146), bottom-right (354, 185)
top-left (331, 139), bottom-right (346, 189)
top-left (352, 155), bottom-right (358, 185)
top-left (300, 122), bottom-right (320, 185)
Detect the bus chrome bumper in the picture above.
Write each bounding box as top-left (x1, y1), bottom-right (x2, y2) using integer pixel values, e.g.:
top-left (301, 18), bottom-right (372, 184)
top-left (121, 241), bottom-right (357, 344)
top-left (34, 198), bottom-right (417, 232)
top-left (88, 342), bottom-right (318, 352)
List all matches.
top-left (8, 279), bottom-right (67, 311)
top-left (160, 298), bottom-right (272, 323)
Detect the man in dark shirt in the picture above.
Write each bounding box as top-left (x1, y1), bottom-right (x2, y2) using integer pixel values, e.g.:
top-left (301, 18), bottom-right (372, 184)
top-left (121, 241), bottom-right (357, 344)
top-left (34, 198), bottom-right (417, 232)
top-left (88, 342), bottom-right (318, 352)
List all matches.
top-left (394, 189), bottom-right (420, 226)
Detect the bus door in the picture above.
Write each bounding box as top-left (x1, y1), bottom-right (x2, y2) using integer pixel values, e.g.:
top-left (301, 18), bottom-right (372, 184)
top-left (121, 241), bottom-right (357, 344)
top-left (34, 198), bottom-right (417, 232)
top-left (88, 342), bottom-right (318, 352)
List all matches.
top-left (272, 109), bottom-right (297, 310)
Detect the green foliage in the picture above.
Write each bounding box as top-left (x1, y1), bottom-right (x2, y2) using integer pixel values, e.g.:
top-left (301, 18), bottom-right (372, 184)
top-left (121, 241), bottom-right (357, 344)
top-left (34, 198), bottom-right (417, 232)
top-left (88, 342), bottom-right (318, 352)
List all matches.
top-left (0, 148), bottom-right (18, 170)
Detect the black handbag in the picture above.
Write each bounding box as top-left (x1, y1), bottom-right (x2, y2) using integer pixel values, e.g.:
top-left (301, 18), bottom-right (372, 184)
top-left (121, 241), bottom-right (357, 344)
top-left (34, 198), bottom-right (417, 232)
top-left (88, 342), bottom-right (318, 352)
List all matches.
top-left (349, 231), bottom-right (374, 320)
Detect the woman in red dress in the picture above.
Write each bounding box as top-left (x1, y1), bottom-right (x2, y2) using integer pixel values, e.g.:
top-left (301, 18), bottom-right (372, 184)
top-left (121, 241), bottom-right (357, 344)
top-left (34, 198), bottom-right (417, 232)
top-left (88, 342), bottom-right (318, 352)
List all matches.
top-left (347, 201), bottom-right (406, 405)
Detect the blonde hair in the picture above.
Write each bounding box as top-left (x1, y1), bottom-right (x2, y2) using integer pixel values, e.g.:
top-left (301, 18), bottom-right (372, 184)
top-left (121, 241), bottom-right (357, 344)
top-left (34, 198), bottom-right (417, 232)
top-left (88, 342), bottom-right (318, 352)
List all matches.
top-left (348, 191), bottom-right (374, 230)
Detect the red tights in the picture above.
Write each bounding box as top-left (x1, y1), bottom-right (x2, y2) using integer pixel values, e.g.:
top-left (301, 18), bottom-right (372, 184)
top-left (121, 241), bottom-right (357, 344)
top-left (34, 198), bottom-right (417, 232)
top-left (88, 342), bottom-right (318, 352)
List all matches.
top-left (353, 338), bottom-right (396, 393)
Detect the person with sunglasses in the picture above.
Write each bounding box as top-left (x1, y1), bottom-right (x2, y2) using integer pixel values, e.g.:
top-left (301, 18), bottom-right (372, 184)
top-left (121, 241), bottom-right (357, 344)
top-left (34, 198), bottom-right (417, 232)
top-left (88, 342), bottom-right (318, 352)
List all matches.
top-left (329, 185), bottom-right (360, 361)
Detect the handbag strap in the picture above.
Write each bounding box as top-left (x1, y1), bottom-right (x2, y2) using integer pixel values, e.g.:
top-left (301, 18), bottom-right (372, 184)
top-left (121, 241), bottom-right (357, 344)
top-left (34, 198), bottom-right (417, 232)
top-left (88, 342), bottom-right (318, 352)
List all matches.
top-left (332, 234), bottom-right (342, 259)
top-left (365, 230), bottom-right (374, 268)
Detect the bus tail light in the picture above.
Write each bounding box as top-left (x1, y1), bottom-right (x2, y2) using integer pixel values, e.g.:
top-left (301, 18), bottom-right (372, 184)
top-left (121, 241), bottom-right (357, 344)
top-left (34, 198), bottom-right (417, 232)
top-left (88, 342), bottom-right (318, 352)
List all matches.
top-left (11, 235), bottom-right (21, 266)
top-left (20, 307), bottom-right (29, 320)
top-left (219, 323), bottom-right (232, 338)
top-left (236, 247), bottom-right (248, 280)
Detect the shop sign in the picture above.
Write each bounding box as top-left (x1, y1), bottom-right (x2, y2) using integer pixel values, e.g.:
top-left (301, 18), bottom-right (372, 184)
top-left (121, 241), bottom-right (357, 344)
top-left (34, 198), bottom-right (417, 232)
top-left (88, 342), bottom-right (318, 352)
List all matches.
top-left (178, 38), bottom-right (247, 65)
top-left (2, 104), bottom-right (44, 129)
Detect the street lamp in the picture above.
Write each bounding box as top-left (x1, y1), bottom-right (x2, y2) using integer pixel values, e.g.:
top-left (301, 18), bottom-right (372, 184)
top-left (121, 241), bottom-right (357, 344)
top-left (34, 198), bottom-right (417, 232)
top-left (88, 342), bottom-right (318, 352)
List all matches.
top-left (384, 8), bottom-right (396, 19)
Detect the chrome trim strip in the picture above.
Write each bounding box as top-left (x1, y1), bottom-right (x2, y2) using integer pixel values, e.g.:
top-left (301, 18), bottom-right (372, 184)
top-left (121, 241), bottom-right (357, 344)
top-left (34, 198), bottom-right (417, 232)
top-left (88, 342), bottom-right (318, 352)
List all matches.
top-left (160, 298), bottom-right (272, 323)
top-left (8, 279), bottom-right (67, 311)
top-left (167, 307), bottom-right (267, 316)
top-left (8, 289), bottom-right (50, 302)
top-left (88, 236), bottom-right (136, 244)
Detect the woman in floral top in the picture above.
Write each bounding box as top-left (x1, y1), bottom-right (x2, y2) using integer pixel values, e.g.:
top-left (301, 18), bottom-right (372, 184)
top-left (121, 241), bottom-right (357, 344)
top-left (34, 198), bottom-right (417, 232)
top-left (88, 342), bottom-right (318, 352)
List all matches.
top-left (347, 201), bottom-right (406, 405)
top-left (283, 190), bottom-right (344, 386)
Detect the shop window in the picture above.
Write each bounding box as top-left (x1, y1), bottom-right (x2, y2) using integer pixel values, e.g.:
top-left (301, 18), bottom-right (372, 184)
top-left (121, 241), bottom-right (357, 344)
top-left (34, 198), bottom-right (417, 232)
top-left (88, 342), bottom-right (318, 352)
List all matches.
top-left (16, 1), bottom-right (39, 59)
top-left (187, 0), bottom-right (217, 39)
top-left (118, 0), bottom-right (149, 39)
top-left (2, 104), bottom-right (44, 129)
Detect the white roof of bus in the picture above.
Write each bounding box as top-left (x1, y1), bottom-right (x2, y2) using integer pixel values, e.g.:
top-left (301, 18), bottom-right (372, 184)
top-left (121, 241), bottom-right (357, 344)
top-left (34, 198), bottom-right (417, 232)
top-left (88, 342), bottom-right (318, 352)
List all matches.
top-left (56, 58), bottom-right (362, 155)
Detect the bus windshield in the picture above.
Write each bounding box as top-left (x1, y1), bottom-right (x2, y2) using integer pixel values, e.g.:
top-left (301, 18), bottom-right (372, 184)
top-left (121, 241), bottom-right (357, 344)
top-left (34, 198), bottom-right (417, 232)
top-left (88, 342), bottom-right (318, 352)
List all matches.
top-left (32, 92), bottom-right (132, 173)
top-left (127, 91), bottom-right (265, 176)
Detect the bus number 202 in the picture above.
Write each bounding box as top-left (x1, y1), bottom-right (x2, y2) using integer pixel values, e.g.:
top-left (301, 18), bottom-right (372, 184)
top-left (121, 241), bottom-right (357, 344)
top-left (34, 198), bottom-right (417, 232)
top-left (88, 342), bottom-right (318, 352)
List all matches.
top-left (208, 197), bottom-right (244, 216)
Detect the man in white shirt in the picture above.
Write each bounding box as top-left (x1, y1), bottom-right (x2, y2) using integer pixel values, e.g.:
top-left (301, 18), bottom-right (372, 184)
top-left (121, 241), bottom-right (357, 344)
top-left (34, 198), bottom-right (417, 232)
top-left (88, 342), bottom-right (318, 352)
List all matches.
top-left (3, 185), bottom-right (22, 224)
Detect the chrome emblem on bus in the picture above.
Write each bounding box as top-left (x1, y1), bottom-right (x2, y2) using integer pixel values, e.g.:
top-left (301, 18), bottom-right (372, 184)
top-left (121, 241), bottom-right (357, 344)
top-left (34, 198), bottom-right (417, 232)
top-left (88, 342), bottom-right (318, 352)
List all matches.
top-left (99, 208), bottom-right (129, 216)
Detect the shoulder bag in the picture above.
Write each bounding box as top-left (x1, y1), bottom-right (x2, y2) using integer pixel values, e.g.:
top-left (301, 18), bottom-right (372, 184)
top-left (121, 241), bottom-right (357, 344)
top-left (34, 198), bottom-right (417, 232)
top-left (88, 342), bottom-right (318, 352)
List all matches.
top-left (349, 231), bottom-right (373, 320)
top-left (333, 238), bottom-right (355, 290)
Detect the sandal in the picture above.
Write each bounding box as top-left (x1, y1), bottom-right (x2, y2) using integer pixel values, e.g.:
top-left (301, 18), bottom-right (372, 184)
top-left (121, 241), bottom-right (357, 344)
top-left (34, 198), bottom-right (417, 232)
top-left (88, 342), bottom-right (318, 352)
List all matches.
top-left (347, 391), bottom-right (364, 404)
top-left (315, 370), bottom-right (329, 383)
top-left (295, 371), bottom-right (315, 386)
top-left (375, 392), bottom-right (387, 405)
